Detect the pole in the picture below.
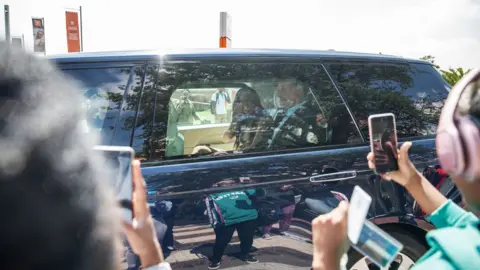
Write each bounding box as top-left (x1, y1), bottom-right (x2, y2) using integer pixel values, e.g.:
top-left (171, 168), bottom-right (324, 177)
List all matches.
top-left (79, 6), bottom-right (83, 52)
top-left (4, 5), bottom-right (11, 43)
top-left (219, 12), bottom-right (231, 48)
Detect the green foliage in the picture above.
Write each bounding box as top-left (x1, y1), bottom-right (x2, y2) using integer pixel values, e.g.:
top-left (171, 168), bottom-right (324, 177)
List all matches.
top-left (420, 55), bottom-right (440, 69)
top-left (420, 55), bottom-right (471, 86)
top-left (440, 68), bottom-right (472, 86)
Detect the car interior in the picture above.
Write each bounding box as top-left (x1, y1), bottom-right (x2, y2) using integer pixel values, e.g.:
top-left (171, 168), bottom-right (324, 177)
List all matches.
top-left (164, 81), bottom-right (340, 158)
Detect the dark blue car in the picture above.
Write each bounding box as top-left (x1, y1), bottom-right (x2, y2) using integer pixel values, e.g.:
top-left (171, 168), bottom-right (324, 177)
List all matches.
top-left (50, 49), bottom-right (459, 270)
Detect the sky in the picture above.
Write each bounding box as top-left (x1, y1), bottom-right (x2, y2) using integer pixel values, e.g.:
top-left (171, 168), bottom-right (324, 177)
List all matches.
top-left (0, 0), bottom-right (479, 69)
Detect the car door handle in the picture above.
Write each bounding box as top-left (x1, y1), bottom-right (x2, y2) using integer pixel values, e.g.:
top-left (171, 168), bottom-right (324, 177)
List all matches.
top-left (309, 170), bottom-right (357, 182)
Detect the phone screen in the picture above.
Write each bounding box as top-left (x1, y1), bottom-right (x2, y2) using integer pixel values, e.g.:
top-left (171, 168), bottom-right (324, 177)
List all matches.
top-left (348, 186), bottom-right (404, 268)
top-left (94, 147), bottom-right (134, 222)
top-left (369, 114), bottom-right (399, 173)
top-left (353, 220), bottom-right (404, 268)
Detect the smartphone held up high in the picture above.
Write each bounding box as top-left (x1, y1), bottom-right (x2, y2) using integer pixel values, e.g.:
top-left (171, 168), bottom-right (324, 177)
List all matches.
top-left (93, 146), bottom-right (135, 223)
top-left (368, 113), bottom-right (399, 174)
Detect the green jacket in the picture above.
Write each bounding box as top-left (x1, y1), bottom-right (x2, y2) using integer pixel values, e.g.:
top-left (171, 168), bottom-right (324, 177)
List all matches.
top-left (206, 189), bottom-right (258, 227)
top-left (413, 200), bottom-right (480, 270)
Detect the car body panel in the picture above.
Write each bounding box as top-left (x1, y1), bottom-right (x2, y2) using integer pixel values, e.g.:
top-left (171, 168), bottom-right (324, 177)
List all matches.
top-left (50, 49), bottom-right (453, 269)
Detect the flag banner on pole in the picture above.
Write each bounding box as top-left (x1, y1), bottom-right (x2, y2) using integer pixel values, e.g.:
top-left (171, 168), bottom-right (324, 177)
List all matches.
top-left (65, 11), bottom-right (81, 53)
top-left (32, 18), bottom-right (46, 53)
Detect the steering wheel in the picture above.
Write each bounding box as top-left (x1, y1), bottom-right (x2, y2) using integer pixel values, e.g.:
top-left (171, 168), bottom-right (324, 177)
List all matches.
top-left (267, 107), bottom-right (312, 150)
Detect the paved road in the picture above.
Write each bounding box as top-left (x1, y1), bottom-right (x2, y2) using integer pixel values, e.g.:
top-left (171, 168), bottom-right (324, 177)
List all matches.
top-left (165, 223), bottom-right (313, 269)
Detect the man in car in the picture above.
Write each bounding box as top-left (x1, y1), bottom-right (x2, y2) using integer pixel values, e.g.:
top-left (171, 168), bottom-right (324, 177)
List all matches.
top-left (267, 80), bottom-right (330, 150)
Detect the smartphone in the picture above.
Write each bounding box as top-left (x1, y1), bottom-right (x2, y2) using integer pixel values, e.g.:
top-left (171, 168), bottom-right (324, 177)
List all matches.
top-left (348, 186), bottom-right (404, 268)
top-left (368, 113), bottom-right (399, 174)
top-left (93, 146), bottom-right (135, 223)
top-left (348, 186), bottom-right (372, 245)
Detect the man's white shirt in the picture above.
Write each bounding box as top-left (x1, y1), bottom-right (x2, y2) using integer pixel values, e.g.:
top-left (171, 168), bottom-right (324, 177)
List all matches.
top-left (211, 92), bottom-right (227, 115)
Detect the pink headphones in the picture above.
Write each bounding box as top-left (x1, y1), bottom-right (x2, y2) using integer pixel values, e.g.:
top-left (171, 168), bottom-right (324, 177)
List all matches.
top-left (436, 68), bottom-right (480, 182)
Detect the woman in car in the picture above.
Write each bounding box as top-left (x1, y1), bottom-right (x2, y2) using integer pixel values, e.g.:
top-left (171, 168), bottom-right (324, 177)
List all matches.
top-left (222, 86), bottom-right (273, 152)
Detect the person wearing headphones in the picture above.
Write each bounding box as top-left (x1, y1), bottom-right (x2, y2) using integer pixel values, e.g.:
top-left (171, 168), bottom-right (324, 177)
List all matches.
top-left (310, 69), bottom-right (480, 270)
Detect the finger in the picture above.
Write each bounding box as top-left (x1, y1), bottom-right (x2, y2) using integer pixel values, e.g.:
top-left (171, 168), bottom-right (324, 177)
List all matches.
top-left (399, 142), bottom-right (412, 163)
top-left (312, 215), bottom-right (326, 228)
top-left (122, 220), bottom-right (135, 234)
top-left (332, 201), bottom-right (348, 223)
top-left (367, 152), bottom-right (374, 161)
top-left (131, 160), bottom-right (149, 219)
top-left (338, 200), bottom-right (349, 212)
top-left (317, 211), bottom-right (333, 224)
top-left (380, 173), bottom-right (392, 181)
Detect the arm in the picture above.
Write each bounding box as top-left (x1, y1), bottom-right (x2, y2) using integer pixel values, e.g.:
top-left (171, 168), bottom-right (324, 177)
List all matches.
top-left (406, 172), bottom-right (478, 228)
top-left (427, 197), bottom-right (479, 229)
top-left (210, 93), bottom-right (216, 114)
top-left (192, 109), bottom-right (201, 121)
top-left (405, 172), bottom-right (448, 215)
top-left (225, 92), bottom-right (231, 104)
top-left (193, 113), bottom-right (200, 121)
top-left (222, 123), bottom-right (236, 143)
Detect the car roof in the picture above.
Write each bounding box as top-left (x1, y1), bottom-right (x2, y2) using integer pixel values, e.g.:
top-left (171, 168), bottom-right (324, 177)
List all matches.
top-left (48, 48), bottom-right (430, 65)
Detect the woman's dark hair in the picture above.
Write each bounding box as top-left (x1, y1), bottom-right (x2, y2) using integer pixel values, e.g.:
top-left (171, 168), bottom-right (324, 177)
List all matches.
top-left (230, 86), bottom-right (266, 150)
top-left (232, 86), bottom-right (263, 121)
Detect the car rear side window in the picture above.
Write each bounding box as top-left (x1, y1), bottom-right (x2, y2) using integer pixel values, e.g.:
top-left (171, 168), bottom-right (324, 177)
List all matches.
top-left (147, 62), bottom-right (362, 161)
top-left (325, 61), bottom-right (450, 138)
top-left (61, 67), bottom-right (140, 145)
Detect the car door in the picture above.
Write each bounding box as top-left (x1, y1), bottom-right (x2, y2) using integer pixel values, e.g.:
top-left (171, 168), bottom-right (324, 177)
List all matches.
top-left (324, 60), bottom-right (451, 220)
top-left (134, 56), bottom-right (368, 269)
top-left (322, 59), bottom-right (453, 269)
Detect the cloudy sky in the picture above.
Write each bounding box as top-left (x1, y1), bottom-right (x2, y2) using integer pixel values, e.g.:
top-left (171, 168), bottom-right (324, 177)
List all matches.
top-left (1, 0), bottom-right (479, 69)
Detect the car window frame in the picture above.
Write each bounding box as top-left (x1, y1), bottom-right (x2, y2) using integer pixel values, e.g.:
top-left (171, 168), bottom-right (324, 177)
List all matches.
top-left (140, 58), bottom-right (365, 166)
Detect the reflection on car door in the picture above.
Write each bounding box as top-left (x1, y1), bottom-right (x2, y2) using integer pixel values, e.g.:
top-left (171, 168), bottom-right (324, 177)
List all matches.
top-left (140, 58), bottom-right (368, 269)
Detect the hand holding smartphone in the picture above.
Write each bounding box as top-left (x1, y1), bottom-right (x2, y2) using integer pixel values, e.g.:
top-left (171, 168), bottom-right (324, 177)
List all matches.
top-left (93, 146), bottom-right (135, 223)
top-left (368, 113), bottom-right (399, 174)
top-left (348, 186), bottom-right (404, 269)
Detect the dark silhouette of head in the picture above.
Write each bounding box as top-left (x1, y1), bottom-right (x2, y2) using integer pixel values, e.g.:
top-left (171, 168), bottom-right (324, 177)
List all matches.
top-left (232, 86), bottom-right (263, 118)
top-left (380, 128), bottom-right (396, 151)
top-left (0, 43), bottom-right (120, 270)
top-left (275, 79), bottom-right (306, 109)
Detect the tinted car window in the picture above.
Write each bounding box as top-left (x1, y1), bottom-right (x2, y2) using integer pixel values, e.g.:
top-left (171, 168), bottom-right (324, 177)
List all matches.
top-left (61, 67), bottom-right (138, 145)
top-left (326, 62), bottom-right (450, 138)
top-left (147, 62), bottom-right (361, 161)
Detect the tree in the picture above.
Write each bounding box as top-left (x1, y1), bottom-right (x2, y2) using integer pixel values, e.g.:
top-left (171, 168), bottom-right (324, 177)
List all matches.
top-left (420, 55), bottom-right (471, 86)
top-left (441, 68), bottom-right (472, 86)
top-left (420, 55), bottom-right (440, 69)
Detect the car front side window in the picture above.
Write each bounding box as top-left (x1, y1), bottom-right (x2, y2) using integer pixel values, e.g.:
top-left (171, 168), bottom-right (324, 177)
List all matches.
top-left (145, 61), bottom-right (361, 161)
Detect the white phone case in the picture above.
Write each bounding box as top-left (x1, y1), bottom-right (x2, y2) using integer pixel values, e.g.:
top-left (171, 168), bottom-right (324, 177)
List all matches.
top-left (348, 186), bottom-right (372, 244)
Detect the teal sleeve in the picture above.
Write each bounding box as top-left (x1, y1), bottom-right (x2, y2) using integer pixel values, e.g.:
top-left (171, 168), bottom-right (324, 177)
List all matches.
top-left (244, 189), bottom-right (256, 196)
top-left (429, 200), bottom-right (479, 229)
